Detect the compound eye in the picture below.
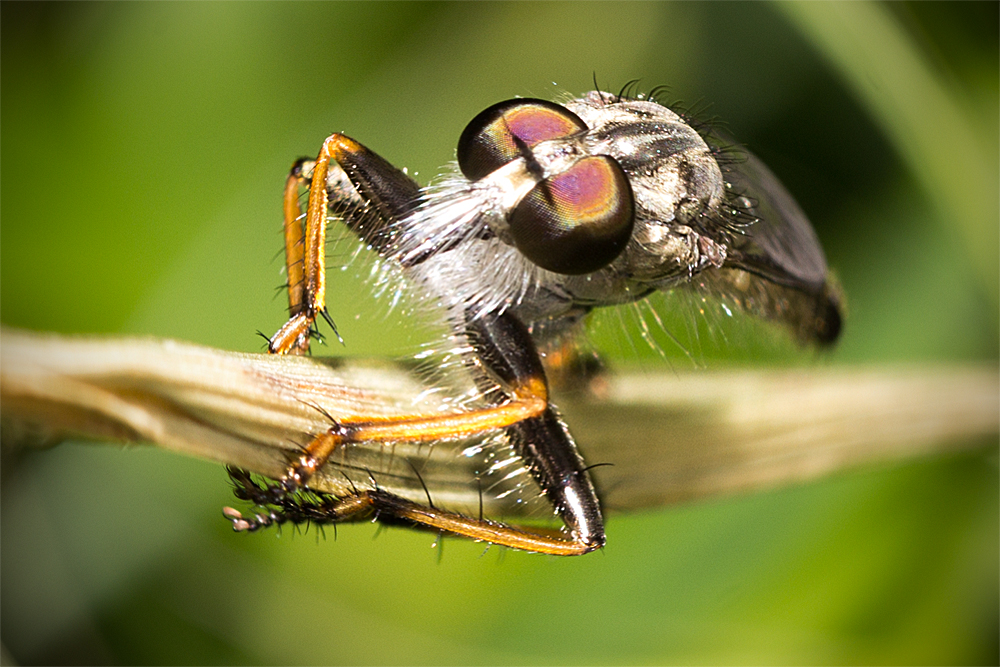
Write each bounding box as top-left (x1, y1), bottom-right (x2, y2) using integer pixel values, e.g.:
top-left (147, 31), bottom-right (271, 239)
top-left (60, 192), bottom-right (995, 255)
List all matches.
top-left (457, 99), bottom-right (587, 181)
top-left (509, 156), bottom-right (634, 275)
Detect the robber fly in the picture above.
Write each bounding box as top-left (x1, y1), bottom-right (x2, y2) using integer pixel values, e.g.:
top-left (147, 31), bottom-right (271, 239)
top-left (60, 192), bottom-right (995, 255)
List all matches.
top-left (224, 89), bottom-right (842, 556)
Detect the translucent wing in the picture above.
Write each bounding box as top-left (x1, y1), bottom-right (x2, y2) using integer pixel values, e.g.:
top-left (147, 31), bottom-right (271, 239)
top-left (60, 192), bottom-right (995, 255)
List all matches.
top-left (721, 151), bottom-right (829, 291)
top-left (694, 137), bottom-right (842, 346)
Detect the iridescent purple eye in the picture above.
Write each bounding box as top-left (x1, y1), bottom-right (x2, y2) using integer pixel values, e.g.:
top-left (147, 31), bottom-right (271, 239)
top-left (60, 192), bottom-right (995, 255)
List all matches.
top-left (509, 155), bottom-right (634, 275)
top-left (457, 99), bottom-right (587, 181)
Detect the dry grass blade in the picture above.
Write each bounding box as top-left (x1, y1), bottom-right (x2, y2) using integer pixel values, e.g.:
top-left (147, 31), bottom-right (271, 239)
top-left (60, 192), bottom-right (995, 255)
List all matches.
top-left (2, 327), bottom-right (996, 514)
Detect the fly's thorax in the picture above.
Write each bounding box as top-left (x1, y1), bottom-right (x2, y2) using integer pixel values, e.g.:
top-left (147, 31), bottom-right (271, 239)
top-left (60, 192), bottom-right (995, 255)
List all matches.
top-left (561, 93), bottom-right (731, 294)
top-left (566, 92), bottom-right (725, 225)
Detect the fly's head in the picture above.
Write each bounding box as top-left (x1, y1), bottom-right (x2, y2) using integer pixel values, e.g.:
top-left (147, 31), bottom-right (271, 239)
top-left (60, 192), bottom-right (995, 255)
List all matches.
top-left (452, 91), bottom-right (731, 286)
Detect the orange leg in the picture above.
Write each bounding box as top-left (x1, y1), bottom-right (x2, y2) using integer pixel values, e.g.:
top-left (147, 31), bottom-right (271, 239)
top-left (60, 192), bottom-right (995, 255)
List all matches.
top-left (269, 135), bottom-right (367, 355)
top-left (282, 376), bottom-right (549, 487)
top-left (273, 160), bottom-right (313, 355)
top-left (226, 468), bottom-right (598, 556)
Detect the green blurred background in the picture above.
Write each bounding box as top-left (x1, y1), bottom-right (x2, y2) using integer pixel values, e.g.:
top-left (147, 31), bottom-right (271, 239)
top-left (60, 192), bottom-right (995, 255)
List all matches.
top-left (2, 2), bottom-right (997, 664)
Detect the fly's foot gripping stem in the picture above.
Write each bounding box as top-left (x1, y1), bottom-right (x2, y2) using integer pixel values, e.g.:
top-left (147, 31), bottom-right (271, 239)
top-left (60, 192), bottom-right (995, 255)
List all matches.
top-left (224, 467), bottom-right (604, 556)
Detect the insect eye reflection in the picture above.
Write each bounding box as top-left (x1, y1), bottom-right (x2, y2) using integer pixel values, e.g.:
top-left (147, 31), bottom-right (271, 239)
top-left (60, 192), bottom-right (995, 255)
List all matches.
top-left (457, 98), bottom-right (588, 180)
top-left (509, 154), bottom-right (634, 275)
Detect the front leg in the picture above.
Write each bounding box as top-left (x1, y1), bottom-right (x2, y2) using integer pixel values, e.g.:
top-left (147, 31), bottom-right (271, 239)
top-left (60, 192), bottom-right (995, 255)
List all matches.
top-left (465, 310), bottom-right (605, 550)
top-left (269, 133), bottom-right (420, 355)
